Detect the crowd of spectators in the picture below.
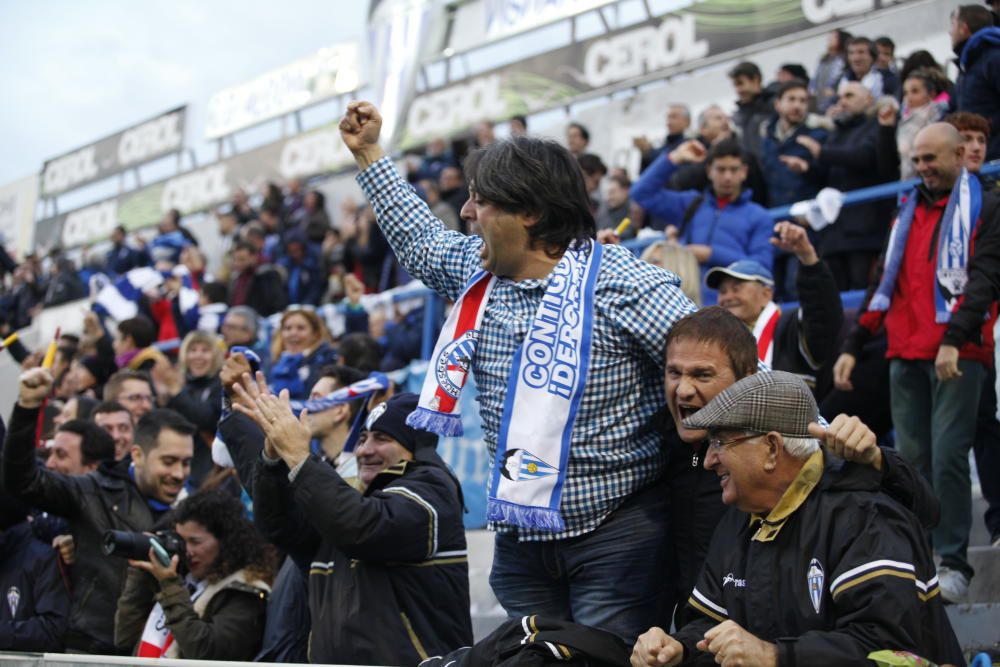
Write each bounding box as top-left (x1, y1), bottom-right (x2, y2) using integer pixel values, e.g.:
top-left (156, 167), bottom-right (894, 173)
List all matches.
top-left (2, 4), bottom-right (1000, 665)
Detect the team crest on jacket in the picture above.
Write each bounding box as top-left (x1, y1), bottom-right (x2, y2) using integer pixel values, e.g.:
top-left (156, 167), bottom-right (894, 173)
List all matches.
top-left (500, 449), bottom-right (559, 482)
top-left (807, 559), bottom-right (824, 614)
top-left (6, 586), bottom-right (20, 617)
top-left (435, 331), bottom-right (478, 398)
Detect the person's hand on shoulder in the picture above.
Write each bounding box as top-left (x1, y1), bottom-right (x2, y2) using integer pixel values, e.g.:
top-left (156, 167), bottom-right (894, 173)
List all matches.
top-left (809, 414), bottom-right (881, 470)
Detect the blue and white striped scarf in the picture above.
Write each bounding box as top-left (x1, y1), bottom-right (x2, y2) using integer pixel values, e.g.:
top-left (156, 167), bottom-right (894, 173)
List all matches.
top-left (870, 169), bottom-right (982, 323)
top-left (211, 346), bottom-right (391, 467)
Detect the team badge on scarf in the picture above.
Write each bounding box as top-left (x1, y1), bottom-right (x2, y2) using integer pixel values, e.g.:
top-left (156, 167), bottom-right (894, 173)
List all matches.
top-left (410, 240), bottom-right (602, 532)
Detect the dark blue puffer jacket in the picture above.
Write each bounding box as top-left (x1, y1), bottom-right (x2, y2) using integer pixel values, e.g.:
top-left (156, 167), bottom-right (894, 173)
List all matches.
top-left (631, 153), bottom-right (774, 303)
top-left (758, 116), bottom-right (829, 208)
top-left (957, 27), bottom-right (1000, 160)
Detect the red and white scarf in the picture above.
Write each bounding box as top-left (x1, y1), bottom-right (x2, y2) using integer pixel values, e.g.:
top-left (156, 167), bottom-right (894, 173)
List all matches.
top-left (137, 579), bottom-right (206, 658)
top-left (752, 302), bottom-right (781, 367)
top-left (407, 271), bottom-right (496, 436)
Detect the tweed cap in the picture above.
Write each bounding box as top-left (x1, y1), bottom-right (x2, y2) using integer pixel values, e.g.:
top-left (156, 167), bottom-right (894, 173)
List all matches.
top-left (682, 371), bottom-right (818, 438)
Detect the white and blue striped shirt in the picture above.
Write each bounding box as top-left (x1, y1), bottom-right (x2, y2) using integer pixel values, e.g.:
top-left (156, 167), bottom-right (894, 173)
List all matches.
top-left (358, 157), bottom-right (697, 540)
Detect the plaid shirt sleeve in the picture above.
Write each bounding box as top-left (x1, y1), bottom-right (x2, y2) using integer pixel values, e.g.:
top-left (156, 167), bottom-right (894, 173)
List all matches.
top-left (356, 156), bottom-right (482, 300)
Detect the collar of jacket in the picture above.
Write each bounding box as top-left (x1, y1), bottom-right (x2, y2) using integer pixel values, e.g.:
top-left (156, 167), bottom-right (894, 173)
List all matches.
top-left (705, 187), bottom-right (753, 207)
top-left (749, 448), bottom-right (824, 542)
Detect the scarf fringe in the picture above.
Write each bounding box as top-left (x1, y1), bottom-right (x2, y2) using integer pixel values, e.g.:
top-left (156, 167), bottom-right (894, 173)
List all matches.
top-left (869, 293), bottom-right (890, 312)
top-left (406, 407), bottom-right (464, 437)
top-left (487, 499), bottom-right (566, 533)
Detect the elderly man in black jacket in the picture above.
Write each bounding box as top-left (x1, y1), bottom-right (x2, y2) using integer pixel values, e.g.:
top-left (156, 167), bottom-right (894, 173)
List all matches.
top-left (230, 377), bottom-right (472, 667)
top-left (640, 372), bottom-right (962, 667)
top-left (706, 221), bottom-right (842, 391)
top-left (661, 307), bottom-right (939, 635)
top-left (3, 369), bottom-right (194, 655)
top-left (795, 81), bottom-right (898, 290)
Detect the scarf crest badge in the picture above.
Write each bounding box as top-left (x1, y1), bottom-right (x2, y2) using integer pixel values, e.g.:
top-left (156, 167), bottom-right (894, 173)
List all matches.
top-left (410, 240), bottom-right (602, 532)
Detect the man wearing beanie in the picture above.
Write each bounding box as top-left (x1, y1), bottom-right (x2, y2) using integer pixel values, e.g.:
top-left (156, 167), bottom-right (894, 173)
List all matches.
top-left (632, 372), bottom-right (962, 667)
top-left (240, 387), bottom-right (472, 666)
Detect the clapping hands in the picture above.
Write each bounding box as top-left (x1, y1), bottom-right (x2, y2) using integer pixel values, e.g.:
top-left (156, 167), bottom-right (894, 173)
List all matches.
top-left (232, 371), bottom-right (312, 469)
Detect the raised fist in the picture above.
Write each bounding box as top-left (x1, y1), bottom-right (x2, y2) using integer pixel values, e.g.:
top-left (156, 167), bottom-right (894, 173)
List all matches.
top-left (339, 102), bottom-right (386, 169)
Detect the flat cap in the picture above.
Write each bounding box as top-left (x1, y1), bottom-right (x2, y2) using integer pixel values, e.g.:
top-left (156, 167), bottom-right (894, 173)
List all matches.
top-left (682, 371), bottom-right (818, 438)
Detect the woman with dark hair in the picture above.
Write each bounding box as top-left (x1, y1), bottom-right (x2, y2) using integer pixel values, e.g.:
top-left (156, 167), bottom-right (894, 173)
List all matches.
top-left (53, 395), bottom-right (98, 429)
top-left (114, 490), bottom-right (275, 660)
top-left (812, 29), bottom-right (851, 112)
top-left (291, 189), bottom-right (332, 244)
top-left (898, 50), bottom-right (945, 91)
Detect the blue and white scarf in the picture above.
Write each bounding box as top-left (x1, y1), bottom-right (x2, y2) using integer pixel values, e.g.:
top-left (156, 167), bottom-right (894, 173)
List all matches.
top-left (411, 240), bottom-right (602, 532)
top-left (870, 169), bottom-right (982, 323)
top-left (212, 345), bottom-right (391, 467)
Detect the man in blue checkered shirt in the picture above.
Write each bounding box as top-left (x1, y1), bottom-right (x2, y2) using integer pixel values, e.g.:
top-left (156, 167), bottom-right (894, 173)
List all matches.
top-left (340, 102), bottom-right (697, 643)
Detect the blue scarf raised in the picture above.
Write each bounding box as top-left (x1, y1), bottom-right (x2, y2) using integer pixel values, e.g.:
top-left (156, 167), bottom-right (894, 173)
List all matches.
top-left (870, 169), bottom-right (982, 323)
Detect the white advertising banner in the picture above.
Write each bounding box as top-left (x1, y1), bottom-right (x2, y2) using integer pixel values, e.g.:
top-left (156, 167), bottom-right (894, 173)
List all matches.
top-left (0, 175), bottom-right (39, 256)
top-left (204, 43), bottom-right (363, 139)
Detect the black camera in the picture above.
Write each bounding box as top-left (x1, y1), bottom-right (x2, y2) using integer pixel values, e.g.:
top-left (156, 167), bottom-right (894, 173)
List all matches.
top-left (103, 529), bottom-right (186, 570)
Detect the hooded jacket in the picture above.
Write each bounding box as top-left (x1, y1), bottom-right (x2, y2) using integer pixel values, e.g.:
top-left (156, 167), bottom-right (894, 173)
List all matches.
top-left (2, 405), bottom-right (168, 654)
top-left (252, 443), bottom-right (472, 665)
top-left (631, 153), bottom-right (774, 303)
top-left (671, 450), bottom-right (962, 667)
top-left (956, 27), bottom-right (1000, 160)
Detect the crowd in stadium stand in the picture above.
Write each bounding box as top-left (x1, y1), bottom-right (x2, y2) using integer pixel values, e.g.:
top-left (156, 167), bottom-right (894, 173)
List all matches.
top-left (2, 4), bottom-right (1000, 665)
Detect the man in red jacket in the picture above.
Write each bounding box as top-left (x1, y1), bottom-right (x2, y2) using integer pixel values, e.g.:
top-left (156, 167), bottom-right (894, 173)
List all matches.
top-left (834, 123), bottom-right (1000, 602)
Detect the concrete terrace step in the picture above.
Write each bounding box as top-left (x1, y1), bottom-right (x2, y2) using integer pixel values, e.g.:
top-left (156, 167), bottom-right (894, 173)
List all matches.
top-left (968, 545), bottom-right (1000, 604)
top-left (946, 603), bottom-right (1000, 659)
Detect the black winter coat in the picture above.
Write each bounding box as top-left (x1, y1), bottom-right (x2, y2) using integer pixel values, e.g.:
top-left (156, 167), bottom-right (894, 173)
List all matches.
top-left (815, 113), bottom-right (897, 255)
top-left (253, 445), bottom-right (473, 665)
top-left (0, 522), bottom-right (70, 651)
top-left (662, 420), bottom-right (941, 632)
top-left (672, 451), bottom-right (961, 666)
top-left (2, 405), bottom-right (167, 654)
top-left (770, 260), bottom-right (843, 388)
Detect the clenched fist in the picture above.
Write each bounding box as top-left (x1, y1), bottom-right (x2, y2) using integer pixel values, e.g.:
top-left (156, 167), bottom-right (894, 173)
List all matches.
top-left (339, 101), bottom-right (387, 170)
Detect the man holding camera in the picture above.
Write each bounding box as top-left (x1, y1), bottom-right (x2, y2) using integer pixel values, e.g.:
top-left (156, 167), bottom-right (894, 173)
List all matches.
top-left (3, 368), bottom-right (195, 654)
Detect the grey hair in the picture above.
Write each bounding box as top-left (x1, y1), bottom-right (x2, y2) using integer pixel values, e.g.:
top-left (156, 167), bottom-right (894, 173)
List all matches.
top-left (697, 104), bottom-right (726, 129)
top-left (783, 436), bottom-right (820, 459)
top-left (226, 306), bottom-right (260, 336)
top-left (669, 103), bottom-right (691, 120)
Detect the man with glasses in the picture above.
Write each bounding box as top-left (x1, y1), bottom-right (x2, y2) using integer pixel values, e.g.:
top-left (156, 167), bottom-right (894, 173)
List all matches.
top-left (634, 371), bottom-right (962, 667)
top-left (662, 307), bottom-right (937, 630)
top-left (103, 370), bottom-right (155, 423)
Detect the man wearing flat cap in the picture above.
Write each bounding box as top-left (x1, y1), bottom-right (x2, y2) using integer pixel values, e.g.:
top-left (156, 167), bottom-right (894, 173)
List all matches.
top-left (634, 371), bottom-right (962, 667)
top-left (236, 386), bottom-right (473, 666)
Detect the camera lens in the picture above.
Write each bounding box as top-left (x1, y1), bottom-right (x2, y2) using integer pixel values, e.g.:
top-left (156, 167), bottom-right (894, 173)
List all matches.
top-left (102, 530), bottom-right (153, 560)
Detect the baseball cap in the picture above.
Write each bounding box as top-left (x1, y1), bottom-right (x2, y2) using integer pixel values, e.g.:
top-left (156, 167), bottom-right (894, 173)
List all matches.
top-left (682, 371), bottom-right (818, 438)
top-left (704, 259), bottom-right (774, 290)
top-left (364, 393), bottom-right (438, 453)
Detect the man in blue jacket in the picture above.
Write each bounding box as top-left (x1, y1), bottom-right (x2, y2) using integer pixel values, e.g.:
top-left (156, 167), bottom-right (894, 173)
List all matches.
top-left (631, 137), bottom-right (774, 304)
top-left (951, 4), bottom-right (1000, 160)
